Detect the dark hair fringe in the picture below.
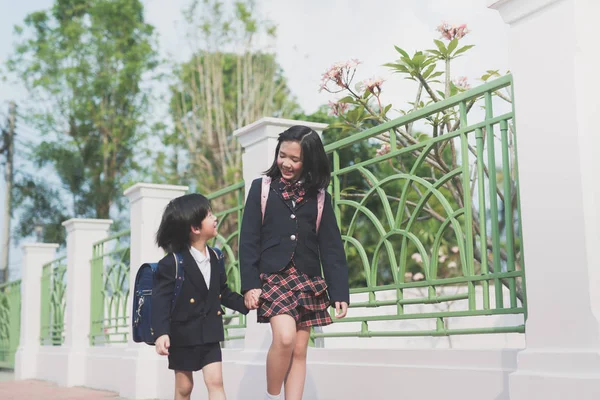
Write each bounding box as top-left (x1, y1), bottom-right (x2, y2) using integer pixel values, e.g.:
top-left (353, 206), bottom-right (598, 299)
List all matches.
top-left (264, 125), bottom-right (331, 196)
top-left (155, 193), bottom-right (211, 253)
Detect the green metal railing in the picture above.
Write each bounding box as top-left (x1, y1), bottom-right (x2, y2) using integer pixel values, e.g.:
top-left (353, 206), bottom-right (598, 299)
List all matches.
top-left (40, 256), bottom-right (67, 345)
top-left (315, 74), bottom-right (526, 339)
top-left (90, 230), bottom-right (131, 345)
top-left (0, 280), bottom-right (21, 368)
top-left (207, 181), bottom-right (247, 341)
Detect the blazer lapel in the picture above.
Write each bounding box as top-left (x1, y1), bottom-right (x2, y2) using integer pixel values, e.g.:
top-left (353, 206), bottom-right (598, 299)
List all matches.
top-left (269, 180), bottom-right (295, 213)
top-left (182, 249), bottom-right (209, 296)
top-left (205, 249), bottom-right (221, 310)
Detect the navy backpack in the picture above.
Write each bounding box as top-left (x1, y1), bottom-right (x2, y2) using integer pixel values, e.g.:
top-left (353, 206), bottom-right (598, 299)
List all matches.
top-left (131, 248), bottom-right (224, 345)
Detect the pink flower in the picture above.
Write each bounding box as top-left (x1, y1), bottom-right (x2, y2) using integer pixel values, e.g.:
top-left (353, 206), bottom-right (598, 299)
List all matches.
top-left (448, 261), bottom-right (457, 269)
top-left (376, 143), bottom-right (391, 156)
top-left (328, 100), bottom-right (350, 116)
top-left (438, 255), bottom-right (448, 263)
top-left (413, 272), bottom-right (425, 281)
top-left (451, 246), bottom-right (459, 254)
top-left (404, 272), bottom-right (413, 281)
top-left (411, 253), bottom-right (423, 263)
top-left (453, 76), bottom-right (470, 90)
top-left (361, 77), bottom-right (384, 96)
top-left (319, 59), bottom-right (362, 93)
top-left (436, 21), bottom-right (469, 41)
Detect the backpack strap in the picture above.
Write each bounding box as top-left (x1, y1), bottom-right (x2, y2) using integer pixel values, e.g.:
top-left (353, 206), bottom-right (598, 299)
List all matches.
top-left (171, 253), bottom-right (185, 312)
top-left (209, 247), bottom-right (225, 270)
top-left (316, 189), bottom-right (325, 233)
top-left (261, 176), bottom-right (271, 224)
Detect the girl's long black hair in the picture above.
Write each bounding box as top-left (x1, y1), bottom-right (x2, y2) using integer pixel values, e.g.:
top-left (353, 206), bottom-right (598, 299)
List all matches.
top-left (264, 125), bottom-right (331, 196)
top-left (155, 193), bottom-right (211, 253)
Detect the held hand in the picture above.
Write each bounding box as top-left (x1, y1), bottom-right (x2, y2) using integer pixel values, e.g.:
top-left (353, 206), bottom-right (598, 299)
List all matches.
top-left (244, 289), bottom-right (261, 310)
top-left (334, 301), bottom-right (348, 319)
top-left (250, 288), bottom-right (261, 304)
top-left (155, 334), bottom-right (170, 356)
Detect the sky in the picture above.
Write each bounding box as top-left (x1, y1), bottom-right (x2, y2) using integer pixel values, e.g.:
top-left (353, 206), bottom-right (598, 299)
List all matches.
top-left (0, 0), bottom-right (510, 278)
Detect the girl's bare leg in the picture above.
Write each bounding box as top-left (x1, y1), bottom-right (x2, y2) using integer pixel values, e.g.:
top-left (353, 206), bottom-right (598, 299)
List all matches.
top-left (266, 314), bottom-right (297, 396)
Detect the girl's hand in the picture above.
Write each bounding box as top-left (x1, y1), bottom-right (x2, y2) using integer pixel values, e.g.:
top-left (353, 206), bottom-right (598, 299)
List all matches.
top-left (334, 302), bottom-right (348, 319)
top-left (155, 334), bottom-right (170, 356)
top-left (244, 289), bottom-right (261, 310)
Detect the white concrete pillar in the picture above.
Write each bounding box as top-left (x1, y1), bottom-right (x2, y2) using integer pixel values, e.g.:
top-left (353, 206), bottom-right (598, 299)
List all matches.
top-left (61, 218), bottom-right (112, 386)
top-left (234, 117), bottom-right (328, 350)
top-left (489, 0), bottom-right (600, 398)
top-left (120, 183), bottom-right (187, 399)
top-left (124, 183), bottom-right (189, 298)
top-left (14, 243), bottom-right (59, 380)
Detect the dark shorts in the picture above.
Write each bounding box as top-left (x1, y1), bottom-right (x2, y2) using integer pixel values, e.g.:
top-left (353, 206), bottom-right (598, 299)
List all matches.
top-left (168, 342), bottom-right (222, 371)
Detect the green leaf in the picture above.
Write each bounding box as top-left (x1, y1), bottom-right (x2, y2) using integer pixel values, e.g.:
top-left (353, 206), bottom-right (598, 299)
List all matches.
top-left (413, 54), bottom-right (426, 66)
top-left (447, 39), bottom-right (459, 54)
top-left (384, 63), bottom-right (409, 73)
top-left (338, 96), bottom-right (355, 104)
top-left (426, 50), bottom-right (443, 59)
top-left (394, 46), bottom-right (409, 58)
top-left (453, 45), bottom-right (475, 57)
top-left (328, 122), bottom-right (350, 130)
top-left (422, 57), bottom-right (437, 68)
top-left (422, 64), bottom-right (436, 79)
top-left (383, 104), bottom-right (393, 115)
top-left (433, 39), bottom-right (447, 55)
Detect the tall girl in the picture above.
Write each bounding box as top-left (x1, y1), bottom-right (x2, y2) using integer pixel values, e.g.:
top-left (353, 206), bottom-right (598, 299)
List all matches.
top-left (240, 125), bottom-right (350, 400)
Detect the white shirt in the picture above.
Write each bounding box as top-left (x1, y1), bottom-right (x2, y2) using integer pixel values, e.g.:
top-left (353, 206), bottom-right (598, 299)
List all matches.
top-left (189, 245), bottom-right (211, 289)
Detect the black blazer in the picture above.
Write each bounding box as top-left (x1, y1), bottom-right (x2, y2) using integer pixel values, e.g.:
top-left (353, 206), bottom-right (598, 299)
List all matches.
top-left (152, 248), bottom-right (248, 346)
top-left (240, 177), bottom-right (350, 303)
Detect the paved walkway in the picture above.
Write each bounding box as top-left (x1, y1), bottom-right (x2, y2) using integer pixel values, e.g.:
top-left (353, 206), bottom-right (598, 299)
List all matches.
top-left (0, 369), bottom-right (127, 400)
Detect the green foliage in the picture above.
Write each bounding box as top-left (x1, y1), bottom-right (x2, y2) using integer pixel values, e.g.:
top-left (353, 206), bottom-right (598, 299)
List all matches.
top-left (7, 0), bottom-right (158, 243)
top-left (154, 0), bottom-right (299, 196)
top-left (320, 23), bottom-right (522, 298)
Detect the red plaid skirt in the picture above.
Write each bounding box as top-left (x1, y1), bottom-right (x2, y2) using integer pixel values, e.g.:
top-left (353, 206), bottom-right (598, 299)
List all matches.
top-left (258, 263), bottom-right (332, 327)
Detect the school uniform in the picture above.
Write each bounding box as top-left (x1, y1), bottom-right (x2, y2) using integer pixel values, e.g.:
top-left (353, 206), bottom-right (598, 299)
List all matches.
top-left (240, 177), bottom-right (350, 327)
top-left (152, 247), bottom-right (248, 371)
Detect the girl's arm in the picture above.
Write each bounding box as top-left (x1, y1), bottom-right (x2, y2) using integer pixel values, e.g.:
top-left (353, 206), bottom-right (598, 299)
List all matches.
top-left (219, 260), bottom-right (249, 314)
top-left (239, 178), bottom-right (263, 293)
top-left (151, 256), bottom-right (176, 339)
top-left (318, 192), bottom-right (350, 304)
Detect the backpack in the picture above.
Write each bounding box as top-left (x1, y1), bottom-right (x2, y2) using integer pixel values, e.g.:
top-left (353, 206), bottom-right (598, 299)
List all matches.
top-left (261, 176), bottom-right (325, 232)
top-left (132, 247), bottom-right (225, 345)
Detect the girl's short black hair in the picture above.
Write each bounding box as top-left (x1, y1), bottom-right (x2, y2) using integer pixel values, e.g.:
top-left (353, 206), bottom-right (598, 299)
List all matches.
top-left (155, 193), bottom-right (211, 253)
top-left (264, 125), bottom-right (331, 196)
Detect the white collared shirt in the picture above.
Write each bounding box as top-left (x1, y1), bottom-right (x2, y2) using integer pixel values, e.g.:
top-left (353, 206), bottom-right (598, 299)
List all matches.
top-left (189, 245), bottom-right (211, 289)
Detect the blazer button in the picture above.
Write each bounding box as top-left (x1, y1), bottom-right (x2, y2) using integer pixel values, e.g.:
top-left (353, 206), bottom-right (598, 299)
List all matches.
top-left (290, 214), bottom-right (296, 219)
top-left (217, 310), bottom-right (222, 316)
top-left (290, 234), bottom-right (296, 241)
top-left (218, 294), bottom-right (222, 299)
top-left (190, 298), bottom-right (195, 304)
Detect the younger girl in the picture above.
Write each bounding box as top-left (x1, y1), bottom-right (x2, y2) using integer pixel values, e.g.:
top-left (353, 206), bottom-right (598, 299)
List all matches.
top-left (240, 125), bottom-right (350, 400)
top-left (153, 194), bottom-right (248, 400)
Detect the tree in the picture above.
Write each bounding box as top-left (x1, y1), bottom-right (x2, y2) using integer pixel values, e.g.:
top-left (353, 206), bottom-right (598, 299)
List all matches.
top-left (6, 0), bottom-right (158, 242)
top-left (155, 0), bottom-right (300, 194)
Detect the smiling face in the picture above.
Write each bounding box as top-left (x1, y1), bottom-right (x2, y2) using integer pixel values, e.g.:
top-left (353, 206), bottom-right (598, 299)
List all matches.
top-left (201, 210), bottom-right (218, 239)
top-left (277, 140), bottom-right (303, 182)
top-left (191, 210), bottom-right (218, 241)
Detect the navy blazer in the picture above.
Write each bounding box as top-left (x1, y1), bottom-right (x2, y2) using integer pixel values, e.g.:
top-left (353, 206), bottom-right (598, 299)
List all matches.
top-left (240, 177), bottom-right (350, 304)
top-left (152, 248), bottom-right (248, 346)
